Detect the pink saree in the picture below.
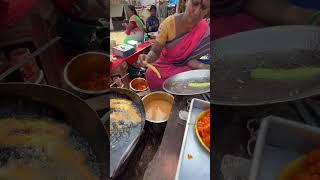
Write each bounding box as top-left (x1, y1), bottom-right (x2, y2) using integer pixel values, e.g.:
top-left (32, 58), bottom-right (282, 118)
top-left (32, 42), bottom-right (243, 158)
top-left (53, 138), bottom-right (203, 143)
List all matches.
top-left (211, 12), bottom-right (265, 39)
top-left (145, 19), bottom-right (210, 90)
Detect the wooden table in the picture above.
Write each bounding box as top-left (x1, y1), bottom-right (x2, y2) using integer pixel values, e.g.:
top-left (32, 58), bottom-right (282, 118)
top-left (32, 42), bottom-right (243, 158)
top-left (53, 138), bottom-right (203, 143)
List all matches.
top-left (144, 94), bottom-right (207, 180)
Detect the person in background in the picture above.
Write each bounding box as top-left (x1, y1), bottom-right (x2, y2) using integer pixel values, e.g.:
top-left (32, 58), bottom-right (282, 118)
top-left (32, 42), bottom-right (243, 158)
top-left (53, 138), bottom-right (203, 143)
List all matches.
top-left (146, 5), bottom-right (160, 33)
top-left (181, 0), bottom-right (186, 12)
top-left (159, 0), bottom-right (168, 22)
top-left (137, 0), bottom-right (210, 90)
top-left (212, 0), bottom-right (320, 39)
top-left (123, 5), bottom-right (146, 43)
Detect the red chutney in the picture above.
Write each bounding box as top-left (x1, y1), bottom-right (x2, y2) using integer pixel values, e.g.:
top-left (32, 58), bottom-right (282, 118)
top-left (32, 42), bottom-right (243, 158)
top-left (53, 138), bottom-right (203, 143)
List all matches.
top-left (134, 83), bottom-right (147, 90)
top-left (197, 110), bottom-right (210, 148)
top-left (78, 72), bottom-right (109, 91)
top-left (292, 149), bottom-right (320, 180)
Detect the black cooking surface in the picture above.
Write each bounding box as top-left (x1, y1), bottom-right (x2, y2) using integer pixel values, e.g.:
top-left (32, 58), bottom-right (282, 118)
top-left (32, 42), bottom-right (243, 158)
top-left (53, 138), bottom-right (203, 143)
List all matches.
top-left (0, 96), bottom-right (64, 120)
top-left (0, 96), bottom-right (103, 178)
top-left (213, 49), bottom-right (320, 105)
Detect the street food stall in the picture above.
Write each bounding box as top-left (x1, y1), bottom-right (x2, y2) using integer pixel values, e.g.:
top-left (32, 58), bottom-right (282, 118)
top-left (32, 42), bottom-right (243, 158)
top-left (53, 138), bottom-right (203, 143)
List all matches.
top-left (0, 1), bottom-right (211, 180)
top-left (110, 20), bottom-right (211, 179)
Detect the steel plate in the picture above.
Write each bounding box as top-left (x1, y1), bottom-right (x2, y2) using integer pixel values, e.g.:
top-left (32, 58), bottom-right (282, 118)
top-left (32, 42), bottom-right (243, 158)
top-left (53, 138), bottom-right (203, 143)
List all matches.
top-left (163, 70), bottom-right (210, 95)
top-left (212, 25), bottom-right (320, 106)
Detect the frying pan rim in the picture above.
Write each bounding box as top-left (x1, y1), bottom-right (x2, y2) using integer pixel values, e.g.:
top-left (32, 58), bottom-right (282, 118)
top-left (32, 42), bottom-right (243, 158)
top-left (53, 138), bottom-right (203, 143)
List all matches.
top-left (211, 91), bottom-right (320, 106)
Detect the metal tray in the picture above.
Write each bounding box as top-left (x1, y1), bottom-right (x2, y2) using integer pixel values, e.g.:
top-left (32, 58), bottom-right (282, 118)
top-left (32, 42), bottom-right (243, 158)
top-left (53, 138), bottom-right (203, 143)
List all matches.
top-left (175, 98), bottom-right (210, 180)
top-left (212, 25), bottom-right (320, 106)
top-left (249, 116), bottom-right (320, 180)
top-left (163, 70), bottom-right (210, 96)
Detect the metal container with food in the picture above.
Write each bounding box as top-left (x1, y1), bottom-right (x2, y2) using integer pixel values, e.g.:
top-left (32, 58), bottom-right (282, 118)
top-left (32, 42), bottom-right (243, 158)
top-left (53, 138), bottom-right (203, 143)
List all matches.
top-left (0, 83), bottom-right (108, 179)
top-left (85, 88), bottom-right (145, 179)
top-left (249, 116), bottom-right (320, 180)
top-left (129, 78), bottom-right (149, 92)
top-left (142, 91), bottom-right (174, 123)
top-left (175, 98), bottom-right (210, 180)
top-left (63, 52), bottom-right (110, 97)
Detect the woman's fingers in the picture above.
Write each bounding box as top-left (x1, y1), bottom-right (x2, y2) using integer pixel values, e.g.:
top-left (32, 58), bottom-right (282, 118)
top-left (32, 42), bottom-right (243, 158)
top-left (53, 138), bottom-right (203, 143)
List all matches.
top-left (138, 54), bottom-right (148, 67)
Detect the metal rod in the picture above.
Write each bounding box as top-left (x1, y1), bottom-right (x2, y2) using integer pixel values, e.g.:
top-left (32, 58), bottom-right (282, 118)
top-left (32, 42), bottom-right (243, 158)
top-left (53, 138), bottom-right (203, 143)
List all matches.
top-left (201, 93), bottom-right (209, 102)
top-left (101, 110), bottom-right (111, 125)
top-left (110, 73), bottom-right (129, 87)
top-left (292, 100), bottom-right (318, 126)
top-left (0, 36), bottom-right (61, 81)
top-left (304, 99), bottom-right (320, 125)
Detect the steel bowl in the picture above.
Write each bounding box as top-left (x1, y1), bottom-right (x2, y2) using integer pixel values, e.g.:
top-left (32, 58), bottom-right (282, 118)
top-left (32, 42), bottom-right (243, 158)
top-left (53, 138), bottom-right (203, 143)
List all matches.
top-left (142, 91), bottom-right (174, 123)
top-left (129, 78), bottom-right (149, 92)
top-left (64, 52), bottom-right (110, 96)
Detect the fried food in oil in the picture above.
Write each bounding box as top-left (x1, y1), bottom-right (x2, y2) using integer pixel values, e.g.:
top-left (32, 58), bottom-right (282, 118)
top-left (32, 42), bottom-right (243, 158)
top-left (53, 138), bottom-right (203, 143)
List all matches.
top-left (0, 118), bottom-right (99, 180)
top-left (110, 99), bottom-right (141, 123)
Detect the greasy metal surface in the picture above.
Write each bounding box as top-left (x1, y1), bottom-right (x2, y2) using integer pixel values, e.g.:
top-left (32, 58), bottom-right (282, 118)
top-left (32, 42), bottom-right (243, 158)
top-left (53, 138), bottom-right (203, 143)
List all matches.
top-left (63, 52), bottom-right (110, 96)
top-left (0, 83), bottom-right (108, 179)
top-left (99, 88), bottom-right (145, 179)
top-left (212, 25), bottom-right (320, 106)
top-left (163, 70), bottom-right (210, 95)
top-left (176, 98), bottom-right (210, 180)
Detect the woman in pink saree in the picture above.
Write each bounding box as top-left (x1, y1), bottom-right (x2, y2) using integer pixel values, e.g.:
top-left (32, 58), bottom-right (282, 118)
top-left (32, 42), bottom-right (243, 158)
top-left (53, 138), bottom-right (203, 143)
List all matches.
top-left (137, 0), bottom-right (210, 90)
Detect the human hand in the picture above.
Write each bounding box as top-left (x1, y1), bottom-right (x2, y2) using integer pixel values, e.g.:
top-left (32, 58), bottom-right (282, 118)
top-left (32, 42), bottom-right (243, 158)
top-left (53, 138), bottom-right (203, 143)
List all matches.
top-left (112, 76), bottom-right (123, 87)
top-left (137, 54), bottom-right (150, 67)
top-left (187, 59), bottom-right (210, 70)
top-left (204, 64), bottom-right (210, 70)
top-left (200, 63), bottom-right (210, 70)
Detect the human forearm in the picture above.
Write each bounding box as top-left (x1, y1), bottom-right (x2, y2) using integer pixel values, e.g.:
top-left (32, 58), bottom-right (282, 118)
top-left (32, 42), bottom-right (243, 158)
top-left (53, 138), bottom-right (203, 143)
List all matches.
top-left (245, 0), bottom-right (315, 25)
top-left (146, 42), bottom-right (163, 63)
top-left (187, 60), bottom-right (209, 69)
top-left (125, 23), bottom-right (134, 31)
